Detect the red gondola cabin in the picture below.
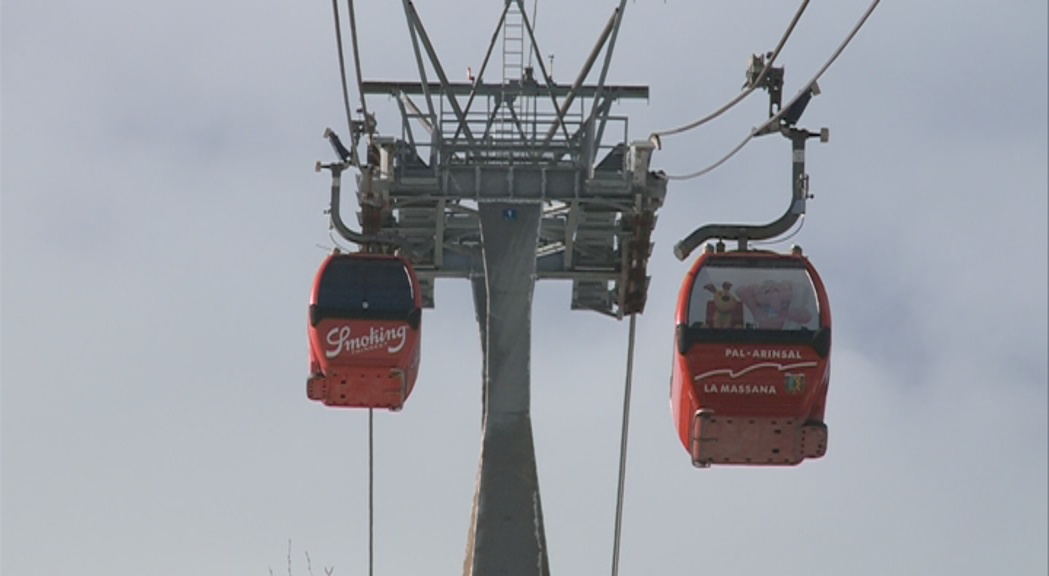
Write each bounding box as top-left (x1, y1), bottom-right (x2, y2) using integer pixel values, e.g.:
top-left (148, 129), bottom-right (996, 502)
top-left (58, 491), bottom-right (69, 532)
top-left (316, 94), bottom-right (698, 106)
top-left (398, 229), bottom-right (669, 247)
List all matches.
top-left (307, 253), bottom-right (422, 410)
top-left (671, 247), bottom-right (831, 467)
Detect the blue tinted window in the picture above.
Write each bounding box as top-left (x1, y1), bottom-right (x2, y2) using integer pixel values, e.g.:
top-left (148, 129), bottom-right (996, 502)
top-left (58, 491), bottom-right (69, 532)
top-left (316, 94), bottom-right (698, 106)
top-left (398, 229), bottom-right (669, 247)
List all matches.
top-left (318, 257), bottom-right (415, 315)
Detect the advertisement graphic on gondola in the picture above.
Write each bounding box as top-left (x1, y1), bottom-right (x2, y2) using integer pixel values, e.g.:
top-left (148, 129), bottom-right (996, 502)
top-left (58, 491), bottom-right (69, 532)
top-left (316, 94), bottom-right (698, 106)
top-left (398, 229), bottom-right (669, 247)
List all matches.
top-left (323, 323), bottom-right (410, 358)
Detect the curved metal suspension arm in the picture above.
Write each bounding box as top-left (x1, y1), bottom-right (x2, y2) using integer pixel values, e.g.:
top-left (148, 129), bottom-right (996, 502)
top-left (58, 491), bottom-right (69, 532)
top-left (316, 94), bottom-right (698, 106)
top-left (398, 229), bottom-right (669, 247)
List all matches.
top-left (673, 126), bottom-right (826, 260)
top-left (315, 160), bottom-right (402, 249)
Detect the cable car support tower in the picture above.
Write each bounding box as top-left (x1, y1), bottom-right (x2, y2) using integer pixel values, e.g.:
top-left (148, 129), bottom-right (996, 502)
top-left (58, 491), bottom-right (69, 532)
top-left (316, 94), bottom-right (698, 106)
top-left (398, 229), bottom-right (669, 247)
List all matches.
top-left (317, 1), bottom-right (665, 573)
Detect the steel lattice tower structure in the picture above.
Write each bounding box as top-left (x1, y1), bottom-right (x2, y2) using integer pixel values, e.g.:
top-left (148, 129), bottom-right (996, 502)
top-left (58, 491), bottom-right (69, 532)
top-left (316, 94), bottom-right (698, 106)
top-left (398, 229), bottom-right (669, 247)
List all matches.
top-left (321, 2), bottom-right (665, 572)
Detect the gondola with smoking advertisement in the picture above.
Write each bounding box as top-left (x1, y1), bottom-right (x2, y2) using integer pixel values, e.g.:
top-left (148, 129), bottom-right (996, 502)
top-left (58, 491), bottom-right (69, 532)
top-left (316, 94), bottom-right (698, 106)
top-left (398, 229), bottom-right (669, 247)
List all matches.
top-left (307, 252), bottom-right (422, 410)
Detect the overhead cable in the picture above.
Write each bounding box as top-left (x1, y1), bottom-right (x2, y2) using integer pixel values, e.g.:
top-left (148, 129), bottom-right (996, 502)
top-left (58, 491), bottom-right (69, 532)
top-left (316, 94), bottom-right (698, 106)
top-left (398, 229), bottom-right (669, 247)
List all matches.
top-left (610, 313), bottom-right (638, 576)
top-left (330, 0), bottom-right (356, 142)
top-left (665, 0), bottom-right (881, 181)
top-left (346, 0), bottom-right (370, 127)
top-left (650, 0), bottom-right (809, 142)
top-left (369, 408), bottom-right (375, 576)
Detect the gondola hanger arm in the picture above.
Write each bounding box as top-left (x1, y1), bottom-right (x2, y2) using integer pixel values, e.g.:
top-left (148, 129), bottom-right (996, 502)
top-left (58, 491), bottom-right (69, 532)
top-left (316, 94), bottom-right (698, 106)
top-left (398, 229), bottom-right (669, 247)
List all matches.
top-left (673, 126), bottom-right (826, 261)
top-left (316, 130), bottom-right (406, 251)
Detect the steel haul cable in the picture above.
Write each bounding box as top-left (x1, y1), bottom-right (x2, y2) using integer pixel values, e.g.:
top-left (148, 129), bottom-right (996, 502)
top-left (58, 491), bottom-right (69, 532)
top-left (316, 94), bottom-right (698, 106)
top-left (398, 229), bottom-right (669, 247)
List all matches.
top-left (346, 0), bottom-right (369, 126)
top-left (610, 313), bottom-right (638, 576)
top-left (651, 0), bottom-right (809, 141)
top-left (665, 0), bottom-right (881, 181)
top-left (330, 0), bottom-right (356, 142)
top-left (330, 0), bottom-right (372, 165)
top-left (369, 408), bottom-right (374, 576)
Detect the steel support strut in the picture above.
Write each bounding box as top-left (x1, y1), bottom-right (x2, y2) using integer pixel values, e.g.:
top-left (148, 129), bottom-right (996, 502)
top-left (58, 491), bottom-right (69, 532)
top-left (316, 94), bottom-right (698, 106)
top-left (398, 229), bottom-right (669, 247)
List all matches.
top-left (463, 203), bottom-right (549, 576)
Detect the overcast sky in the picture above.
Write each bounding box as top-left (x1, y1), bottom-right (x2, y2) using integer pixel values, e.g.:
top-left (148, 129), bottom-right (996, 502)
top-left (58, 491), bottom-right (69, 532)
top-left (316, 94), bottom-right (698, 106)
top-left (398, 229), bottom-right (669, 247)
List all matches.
top-left (3, 1), bottom-right (1047, 575)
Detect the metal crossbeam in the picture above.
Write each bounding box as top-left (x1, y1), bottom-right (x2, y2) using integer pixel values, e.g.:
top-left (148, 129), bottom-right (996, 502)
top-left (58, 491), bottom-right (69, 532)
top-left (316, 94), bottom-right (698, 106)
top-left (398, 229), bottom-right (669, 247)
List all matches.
top-left (357, 138), bottom-right (665, 317)
top-left (362, 80), bottom-right (649, 99)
